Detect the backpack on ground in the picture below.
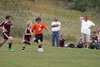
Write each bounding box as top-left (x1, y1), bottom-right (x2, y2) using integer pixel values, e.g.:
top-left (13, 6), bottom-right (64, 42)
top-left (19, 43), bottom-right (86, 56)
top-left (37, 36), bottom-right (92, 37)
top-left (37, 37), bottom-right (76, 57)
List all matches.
top-left (96, 43), bottom-right (100, 49)
top-left (68, 44), bottom-right (75, 48)
top-left (89, 42), bottom-right (98, 49)
top-left (77, 36), bottom-right (83, 48)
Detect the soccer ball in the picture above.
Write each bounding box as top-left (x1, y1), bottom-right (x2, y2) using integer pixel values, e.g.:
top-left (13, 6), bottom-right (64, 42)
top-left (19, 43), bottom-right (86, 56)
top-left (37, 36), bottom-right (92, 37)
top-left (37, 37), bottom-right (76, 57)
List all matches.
top-left (38, 48), bottom-right (44, 53)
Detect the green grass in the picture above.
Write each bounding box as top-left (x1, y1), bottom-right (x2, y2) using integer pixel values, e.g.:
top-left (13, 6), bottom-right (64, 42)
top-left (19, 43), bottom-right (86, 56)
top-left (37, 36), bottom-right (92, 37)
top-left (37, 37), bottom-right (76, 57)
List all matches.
top-left (0, 44), bottom-right (100, 67)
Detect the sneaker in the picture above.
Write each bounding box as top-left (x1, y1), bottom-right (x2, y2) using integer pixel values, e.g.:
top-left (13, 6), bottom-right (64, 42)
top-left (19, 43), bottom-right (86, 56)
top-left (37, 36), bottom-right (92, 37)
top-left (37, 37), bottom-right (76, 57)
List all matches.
top-left (9, 48), bottom-right (14, 52)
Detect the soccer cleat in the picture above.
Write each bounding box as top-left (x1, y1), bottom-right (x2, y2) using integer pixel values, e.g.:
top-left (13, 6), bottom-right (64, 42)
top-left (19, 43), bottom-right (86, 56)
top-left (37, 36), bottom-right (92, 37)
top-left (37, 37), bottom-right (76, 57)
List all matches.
top-left (22, 48), bottom-right (25, 50)
top-left (9, 48), bottom-right (14, 52)
top-left (22, 47), bottom-right (25, 50)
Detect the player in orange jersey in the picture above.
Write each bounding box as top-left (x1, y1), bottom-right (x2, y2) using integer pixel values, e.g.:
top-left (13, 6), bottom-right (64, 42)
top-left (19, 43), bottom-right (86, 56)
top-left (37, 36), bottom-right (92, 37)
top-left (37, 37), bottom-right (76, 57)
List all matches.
top-left (31, 17), bottom-right (51, 52)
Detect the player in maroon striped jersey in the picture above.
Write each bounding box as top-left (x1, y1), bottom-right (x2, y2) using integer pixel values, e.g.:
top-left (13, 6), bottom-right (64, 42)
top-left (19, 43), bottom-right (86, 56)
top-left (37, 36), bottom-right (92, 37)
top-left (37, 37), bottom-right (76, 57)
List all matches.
top-left (22, 21), bottom-right (33, 50)
top-left (0, 15), bottom-right (14, 52)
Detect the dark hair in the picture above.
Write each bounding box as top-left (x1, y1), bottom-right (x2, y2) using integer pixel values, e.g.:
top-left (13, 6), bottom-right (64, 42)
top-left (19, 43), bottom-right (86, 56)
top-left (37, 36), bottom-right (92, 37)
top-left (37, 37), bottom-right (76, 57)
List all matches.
top-left (6, 15), bottom-right (11, 20)
top-left (35, 17), bottom-right (41, 22)
top-left (93, 31), bottom-right (96, 34)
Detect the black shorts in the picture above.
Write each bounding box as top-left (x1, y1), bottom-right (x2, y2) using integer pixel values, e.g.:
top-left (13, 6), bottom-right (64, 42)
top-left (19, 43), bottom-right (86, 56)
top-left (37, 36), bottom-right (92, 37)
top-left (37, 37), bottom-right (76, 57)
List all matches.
top-left (3, 32), bottom-right (10, 40)
top-left (34, 34), bottom-right (43, 43)
top-left (23, 40), bottom-right (31, 45)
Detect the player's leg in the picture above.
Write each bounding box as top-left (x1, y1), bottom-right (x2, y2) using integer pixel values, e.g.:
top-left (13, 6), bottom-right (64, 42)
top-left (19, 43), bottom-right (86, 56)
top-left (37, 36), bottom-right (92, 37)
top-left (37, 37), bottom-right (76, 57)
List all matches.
top-left (0, 33), bottom-right (8, 47)
top-left (35, 34), bottom-right (43, 52)
top-left (37, 34), bottom-right (44, 53)
top-left (37, 39), bottom-right (44, 53)
top-left (38, 40), bottom-right (43, 48)
top-left (22, 40), bottom-right (31, 50)
top-left (0, 39), bottom-right (7, 47)
top-left (8, 36), bottom-right (13, 52)
top-left (38, 34), bottom-right (43, 48)
top-left (22, 44), bottom-right (27, 50)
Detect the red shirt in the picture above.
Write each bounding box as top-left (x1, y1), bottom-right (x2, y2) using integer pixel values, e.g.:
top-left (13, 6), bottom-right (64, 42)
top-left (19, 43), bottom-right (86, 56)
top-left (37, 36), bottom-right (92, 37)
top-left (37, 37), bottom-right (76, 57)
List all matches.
top-left (31, 22), bottom-right (47, 34)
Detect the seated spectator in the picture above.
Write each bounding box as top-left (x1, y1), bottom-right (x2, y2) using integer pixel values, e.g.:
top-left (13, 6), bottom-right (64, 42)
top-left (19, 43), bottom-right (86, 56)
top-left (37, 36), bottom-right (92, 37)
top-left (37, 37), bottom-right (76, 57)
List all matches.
top-left (94, 28), bottom-right (100, 49)
top-left (98, 28), bottom-right (100, 43)
top-left (77, 37), bottom-right (83, 48)
top-left (91, 31), bottom-right (98, 43)
top-left (60, 34), bottom-right (66, 47)
top-left (88, 31), bottom-right (98, 49)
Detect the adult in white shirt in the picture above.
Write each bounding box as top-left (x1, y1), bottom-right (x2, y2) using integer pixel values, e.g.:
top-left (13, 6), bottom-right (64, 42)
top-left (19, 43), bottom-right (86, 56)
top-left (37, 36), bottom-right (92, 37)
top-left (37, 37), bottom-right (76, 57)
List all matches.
top-left (80, 16), bottom-right (95, 49)
top-left (51, 17), bottom-right (61, 47)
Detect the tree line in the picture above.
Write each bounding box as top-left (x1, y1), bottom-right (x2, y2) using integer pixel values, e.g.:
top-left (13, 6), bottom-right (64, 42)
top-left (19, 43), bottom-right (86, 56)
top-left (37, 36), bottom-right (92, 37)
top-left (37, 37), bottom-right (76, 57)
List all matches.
top-left (67, 0), bottom-right (100, 12)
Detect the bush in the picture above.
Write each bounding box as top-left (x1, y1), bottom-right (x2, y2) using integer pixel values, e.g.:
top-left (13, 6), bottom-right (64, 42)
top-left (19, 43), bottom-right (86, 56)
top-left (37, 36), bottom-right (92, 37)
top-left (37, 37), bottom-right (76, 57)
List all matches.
top-left (68, 0), bottom-right (100, 12)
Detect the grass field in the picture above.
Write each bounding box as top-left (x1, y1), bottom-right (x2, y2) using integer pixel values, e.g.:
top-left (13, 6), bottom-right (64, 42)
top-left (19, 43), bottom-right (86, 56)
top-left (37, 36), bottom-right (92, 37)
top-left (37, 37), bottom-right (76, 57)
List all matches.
top-left (0, 44), bottom-right (100, 67)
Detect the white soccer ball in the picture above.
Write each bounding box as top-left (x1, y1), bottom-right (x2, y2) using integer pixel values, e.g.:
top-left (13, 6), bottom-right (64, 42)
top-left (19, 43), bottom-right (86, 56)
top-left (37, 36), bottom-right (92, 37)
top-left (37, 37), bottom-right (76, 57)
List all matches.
top-left (38, 48), bottom-right (44, 53)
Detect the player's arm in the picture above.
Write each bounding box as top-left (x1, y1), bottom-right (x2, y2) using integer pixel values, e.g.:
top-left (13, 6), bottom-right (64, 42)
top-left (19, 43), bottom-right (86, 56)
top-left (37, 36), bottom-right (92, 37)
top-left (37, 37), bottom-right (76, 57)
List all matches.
top-left (10, 23), bottom-right (14, 28)
top-left (30, 30), bottom-right (33, 36)
top-left (25, 32), bottom-right (33, 36)
top-left (25, 28), bottom-right (33, 36)
top-left (0, 26), bottom-right (3, 30)
top-left (0, 26), bottom-right (7, 32)
top-left (0, 22), bottom-right (7, 32)
top-left (43, 23), bottom-right (52, 34)
top-left (0, 22), bottom-right (4, 30)
top-left (30, 30), bottom-right (34, 40)
top-left (11, 26), bottom-right (14, 28)
top-left (31, 24), bottom-right (35, 32)
top-left (46, 28), bottom-right (52, 34)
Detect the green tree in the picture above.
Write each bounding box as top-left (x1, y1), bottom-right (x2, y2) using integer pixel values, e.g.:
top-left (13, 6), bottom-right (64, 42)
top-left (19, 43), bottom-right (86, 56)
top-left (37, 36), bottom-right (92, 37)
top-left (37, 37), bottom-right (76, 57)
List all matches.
top-left (68, 0), bottom-right (100, 12)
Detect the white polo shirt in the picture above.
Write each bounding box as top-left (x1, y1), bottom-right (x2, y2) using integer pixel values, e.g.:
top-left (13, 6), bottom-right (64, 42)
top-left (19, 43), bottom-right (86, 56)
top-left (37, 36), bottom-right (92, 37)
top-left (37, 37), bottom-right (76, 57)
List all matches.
top-left (81, 20), bottom-right (95, 35)
top-left (51, 21), bottom-right (61, 32)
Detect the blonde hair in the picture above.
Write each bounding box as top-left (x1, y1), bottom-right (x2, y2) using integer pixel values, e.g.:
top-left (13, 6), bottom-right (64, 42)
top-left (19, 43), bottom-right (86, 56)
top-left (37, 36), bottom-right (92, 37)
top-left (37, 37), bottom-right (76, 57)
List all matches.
top-left (27, 21), bottom-right (32, 27)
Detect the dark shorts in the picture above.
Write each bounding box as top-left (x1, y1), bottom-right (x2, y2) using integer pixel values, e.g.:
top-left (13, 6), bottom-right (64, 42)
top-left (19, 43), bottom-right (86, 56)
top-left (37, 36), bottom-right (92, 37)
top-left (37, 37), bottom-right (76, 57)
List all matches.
top-left (23, 40), bottom-right (31, 45)
top-left (34, 34), bottom-right (43, 43)
top-left (3, 32), bottom-right (10, 40)
top-left (24, 36), bottom-right (31, 45)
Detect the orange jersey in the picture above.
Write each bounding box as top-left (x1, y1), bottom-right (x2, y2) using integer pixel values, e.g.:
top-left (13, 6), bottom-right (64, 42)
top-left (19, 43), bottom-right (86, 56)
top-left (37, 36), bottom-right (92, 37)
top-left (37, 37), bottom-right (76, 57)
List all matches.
top-left (31, 22), bottom-right (47, 34)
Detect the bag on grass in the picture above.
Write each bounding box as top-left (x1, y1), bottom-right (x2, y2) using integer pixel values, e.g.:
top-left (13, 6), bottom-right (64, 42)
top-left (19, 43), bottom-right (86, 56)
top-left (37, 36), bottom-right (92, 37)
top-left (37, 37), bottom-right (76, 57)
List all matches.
top-left (77, 42), bottom-right (83, 48)
top-left (96, 43), bottom-right (100, 49)
top-left (68, 44), bottom-right (75, 48)
top-left (89, 42), bottom-right (97, 49)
